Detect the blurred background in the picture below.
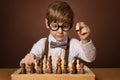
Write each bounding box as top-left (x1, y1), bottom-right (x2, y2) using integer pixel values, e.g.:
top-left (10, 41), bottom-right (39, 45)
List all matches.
top-left (0, 0), bottom-right (120, 68)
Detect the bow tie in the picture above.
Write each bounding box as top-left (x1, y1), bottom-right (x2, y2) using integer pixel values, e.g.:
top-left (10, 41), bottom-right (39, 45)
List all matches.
top-left (50, 41), bottom-right (67, 49)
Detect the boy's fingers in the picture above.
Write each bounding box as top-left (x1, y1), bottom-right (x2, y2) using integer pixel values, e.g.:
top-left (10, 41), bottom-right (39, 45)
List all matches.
top-left (76, 22), bottom-right (90, 34)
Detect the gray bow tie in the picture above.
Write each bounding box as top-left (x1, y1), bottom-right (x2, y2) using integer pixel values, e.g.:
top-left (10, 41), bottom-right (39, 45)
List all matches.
top-left (50, 41), bottom-right (67, 49)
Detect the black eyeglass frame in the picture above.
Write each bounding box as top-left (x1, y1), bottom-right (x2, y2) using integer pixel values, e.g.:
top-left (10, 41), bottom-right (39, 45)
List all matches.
top-left (48, 22), bottom-right (72, 32)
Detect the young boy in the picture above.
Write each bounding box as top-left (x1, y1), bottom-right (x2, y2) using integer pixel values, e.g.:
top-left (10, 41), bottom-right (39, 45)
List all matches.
top-left (20, 1), bottom-right (96, 68)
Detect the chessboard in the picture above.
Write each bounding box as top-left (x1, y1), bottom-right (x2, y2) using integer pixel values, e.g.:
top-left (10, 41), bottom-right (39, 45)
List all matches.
top-left (11, 56), bottom-right (95, 80)
top-left (11, 66), bottom-right (95, 80)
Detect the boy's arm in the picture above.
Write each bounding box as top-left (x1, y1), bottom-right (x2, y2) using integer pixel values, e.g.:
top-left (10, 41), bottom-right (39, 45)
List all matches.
top-left (76, 22), bottom-right (96, 62)
top-left (78, 40), bottom-right (96, 62)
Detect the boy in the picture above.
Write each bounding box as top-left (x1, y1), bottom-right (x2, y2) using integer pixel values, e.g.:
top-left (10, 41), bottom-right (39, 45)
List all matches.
top-left (20, 1), bottom-right (96, 69)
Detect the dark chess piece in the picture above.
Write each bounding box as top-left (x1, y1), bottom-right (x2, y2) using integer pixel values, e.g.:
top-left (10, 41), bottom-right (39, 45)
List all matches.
top-left (29, 63), bottom-right (35, 73)
top-left (20, 63), bottom-right (26, 74)
top-left (39, 61), bottom-right (43, 74)
top-left (80, 63), bottom-right (84, 68)
top-left (56, 57), bottom-right (62, 74)
top-left (80, 63), bottom-right (85, 74)
top-left (47, 56), bottom-right (52, 73)
top-left (80, 68), bottom-right (84, 74)
top-left (63, 63), bottom-right (68, 73)
top-left (71, 62), bottom-right (77, 74)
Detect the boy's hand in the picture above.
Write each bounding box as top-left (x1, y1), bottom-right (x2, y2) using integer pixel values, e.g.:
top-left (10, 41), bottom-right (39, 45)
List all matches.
top-left (76, 22), bottom-right (90, 44)
top-left (24, 53), bottom-right (36, 66)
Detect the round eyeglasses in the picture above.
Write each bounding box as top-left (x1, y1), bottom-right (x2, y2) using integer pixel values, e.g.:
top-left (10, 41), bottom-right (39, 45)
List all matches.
top-left (48, 22), bottom-right (71, 32)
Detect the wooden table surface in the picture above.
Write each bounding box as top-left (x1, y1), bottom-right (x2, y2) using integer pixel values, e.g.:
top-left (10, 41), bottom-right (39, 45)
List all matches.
top-left (0, 68), bottom-right (120, 80)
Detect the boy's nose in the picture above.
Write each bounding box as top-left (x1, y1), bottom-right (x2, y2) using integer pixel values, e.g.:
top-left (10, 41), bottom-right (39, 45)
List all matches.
top-left (57, 27), bottom-right (63, 33)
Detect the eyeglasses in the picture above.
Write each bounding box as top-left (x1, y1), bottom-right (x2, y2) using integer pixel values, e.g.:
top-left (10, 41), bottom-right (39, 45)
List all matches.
top-left (48, 22), bottom-right (71, 32)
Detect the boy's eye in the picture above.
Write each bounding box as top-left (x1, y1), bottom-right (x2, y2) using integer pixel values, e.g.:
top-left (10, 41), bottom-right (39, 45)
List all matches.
top-left (63, 24), bottom-right (70, 28)
top-left (50, 23), bottom-right (58, 29)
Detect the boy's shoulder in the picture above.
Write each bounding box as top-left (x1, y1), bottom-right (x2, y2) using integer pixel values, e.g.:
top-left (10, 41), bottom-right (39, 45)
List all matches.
top-left (35, 37), bottom-right (47, 45)
top-left (70, 38), bottom-right (80, 43)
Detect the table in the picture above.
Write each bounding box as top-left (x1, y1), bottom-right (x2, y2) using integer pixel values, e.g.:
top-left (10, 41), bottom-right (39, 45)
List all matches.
top-left (0, 68), bottom-right (120, 80)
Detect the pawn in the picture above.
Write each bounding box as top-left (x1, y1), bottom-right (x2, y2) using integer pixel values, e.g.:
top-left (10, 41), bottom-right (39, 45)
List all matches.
top-left (20, 63), bottom-right (26, 74)
top-left (80, 63), bottom-right (84, 68)
top-left (80, 68), bottom-right (85, 74)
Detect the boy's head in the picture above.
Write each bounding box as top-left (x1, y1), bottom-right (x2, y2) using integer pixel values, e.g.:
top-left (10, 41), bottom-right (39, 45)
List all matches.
top-left (45, 1), bottom-right (74, 41)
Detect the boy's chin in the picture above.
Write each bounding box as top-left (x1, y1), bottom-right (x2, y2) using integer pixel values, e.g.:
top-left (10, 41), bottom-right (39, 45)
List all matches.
top-left (56, 38), bottom-right (64, 41)
top-left (55, 36), bottom-right (68, 42)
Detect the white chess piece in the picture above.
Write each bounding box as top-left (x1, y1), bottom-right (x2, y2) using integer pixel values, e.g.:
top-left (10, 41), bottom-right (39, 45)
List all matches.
top-left (68, 60), bottom-right (72, 73)
top-left (43, 55), bottom-right (47, 73)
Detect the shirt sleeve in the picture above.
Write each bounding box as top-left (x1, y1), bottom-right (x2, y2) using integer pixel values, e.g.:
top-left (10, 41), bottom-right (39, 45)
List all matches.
top-left (76, 40), bottom-right (96, 62)
top-left (30, 38), bottom-right (47, 59)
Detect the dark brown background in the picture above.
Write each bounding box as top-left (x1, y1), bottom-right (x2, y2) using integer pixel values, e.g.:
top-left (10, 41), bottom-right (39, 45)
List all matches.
top-left (0, 0), bottom-right (120, 68)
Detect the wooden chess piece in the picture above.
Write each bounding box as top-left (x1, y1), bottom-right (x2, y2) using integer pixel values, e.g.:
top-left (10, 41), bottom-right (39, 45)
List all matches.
top-left (43, 55), bottom-right (47, 73)
top-left (80, 68), bottom-right (84, 74)
top-left (47, 56), bottom-right (52, 73)
top-left (39, 61), bottom-right (43, 74)
top-left (56, 57), bottom-right (62, 74)
top-left (76, 59), bottom-right (80, 73)
top-left (34, 59), bottom-right (40, 73)
top-left (80, 63), bottom-right (84, 74)
top-left (61, 57), bottom-right (68, 73)
top-left (68, 60), bottom-right (72, 73)
top-left (29, 63), bottom-right (35, 73)
top-left (20, 63), bottom-right (26, 74)
top-left (71, 61), bottom-right (77, 74)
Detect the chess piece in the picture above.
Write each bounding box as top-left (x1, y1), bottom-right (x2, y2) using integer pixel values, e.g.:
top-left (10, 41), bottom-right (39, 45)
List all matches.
top-left (80, 63), bottom-right (84, 68)
top-left (56, 56), bottom-right (62, 74)
top-left (76, 59), bottom-right (80, 73)
top-left (80, 68), bottom-right (84, 74)
top-left (68, 60), bottom-right (72, 73)
top-left (80, 63), bottom-right (84, 74)
top-left (43, 55), bottom-right (47, 73)
top-left (71, 61), bottom-right (77, 74)
top-left (34, 59), bottom-right (40, 73)
top-left (76, 22), bottom-right (80, 32)
top-left (47, 55), bottom-right (52, 73)
top-left (61, 57), bottom-right (68, 73)
top-left (29, 63), bottom-right (35, 73)
top-left (26, 63), bottom-right (35, 74)
top-left (39, 61), bottom-right (43, 74)
top-left (20, 63), bottom-right (26, 74)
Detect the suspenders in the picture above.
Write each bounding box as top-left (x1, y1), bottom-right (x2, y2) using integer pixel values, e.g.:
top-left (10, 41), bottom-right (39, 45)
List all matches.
top-left (43, 38), bottom-right (70, 66)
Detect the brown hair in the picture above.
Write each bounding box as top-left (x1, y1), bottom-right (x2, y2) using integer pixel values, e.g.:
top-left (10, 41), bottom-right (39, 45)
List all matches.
top-left (46, 1), bottom-right (74, 27)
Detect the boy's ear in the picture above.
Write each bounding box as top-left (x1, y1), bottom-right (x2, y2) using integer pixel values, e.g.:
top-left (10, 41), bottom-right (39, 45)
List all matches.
top-left (45, 18), bottom-right (49, 29)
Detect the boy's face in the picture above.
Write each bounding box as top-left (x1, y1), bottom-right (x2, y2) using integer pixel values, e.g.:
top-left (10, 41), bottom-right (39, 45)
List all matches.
top-left (45, 19), bottom-right (70, 41)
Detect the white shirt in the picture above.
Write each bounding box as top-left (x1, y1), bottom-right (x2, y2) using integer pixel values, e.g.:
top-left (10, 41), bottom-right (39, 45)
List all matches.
top-left (28, 34), bottom-right (96, 67)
